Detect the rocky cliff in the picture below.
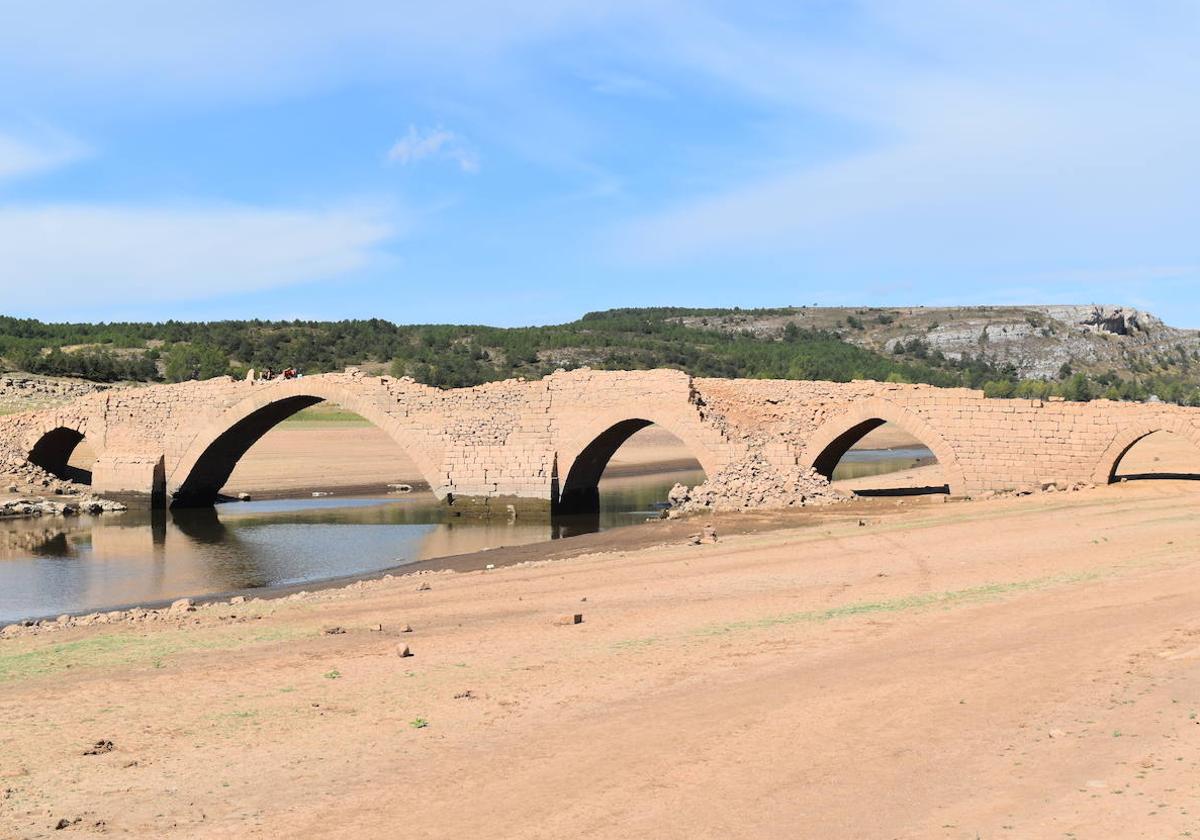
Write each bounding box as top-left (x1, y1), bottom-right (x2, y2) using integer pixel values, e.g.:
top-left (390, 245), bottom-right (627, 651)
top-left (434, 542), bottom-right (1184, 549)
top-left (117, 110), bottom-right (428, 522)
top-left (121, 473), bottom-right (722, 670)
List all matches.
top-left (670, 305), bottom-right (1200, 381)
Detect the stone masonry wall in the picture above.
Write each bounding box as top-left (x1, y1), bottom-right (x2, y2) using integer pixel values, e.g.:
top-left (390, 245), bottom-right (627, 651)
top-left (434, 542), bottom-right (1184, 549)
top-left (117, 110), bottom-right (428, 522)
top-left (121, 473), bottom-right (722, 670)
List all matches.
top-left (3, 369), bottom-right (1200, 510)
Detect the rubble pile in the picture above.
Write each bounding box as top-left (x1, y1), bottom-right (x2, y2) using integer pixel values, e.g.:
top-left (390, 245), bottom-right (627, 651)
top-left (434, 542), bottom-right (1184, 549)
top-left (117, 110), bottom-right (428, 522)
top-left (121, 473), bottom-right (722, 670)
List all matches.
top-left (0, 375), bottom-right (110, 413)
top-left (0, 449), bottom-right (87, 495)
top-left (668, 454), bottom-right (847, 513)
top-left (1, 495), bottom-right (127, 519)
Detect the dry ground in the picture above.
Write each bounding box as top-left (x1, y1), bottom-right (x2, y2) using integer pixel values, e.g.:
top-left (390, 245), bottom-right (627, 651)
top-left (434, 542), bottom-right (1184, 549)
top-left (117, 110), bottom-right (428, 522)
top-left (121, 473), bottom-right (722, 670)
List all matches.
top-left (4, 475), bottom-right (1200, 838)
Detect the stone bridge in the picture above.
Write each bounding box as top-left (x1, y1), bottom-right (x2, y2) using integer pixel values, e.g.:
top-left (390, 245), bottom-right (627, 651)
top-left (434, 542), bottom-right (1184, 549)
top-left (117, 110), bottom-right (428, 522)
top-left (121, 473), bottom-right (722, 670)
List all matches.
top-left (3, 368), bottom-right (1199, 513)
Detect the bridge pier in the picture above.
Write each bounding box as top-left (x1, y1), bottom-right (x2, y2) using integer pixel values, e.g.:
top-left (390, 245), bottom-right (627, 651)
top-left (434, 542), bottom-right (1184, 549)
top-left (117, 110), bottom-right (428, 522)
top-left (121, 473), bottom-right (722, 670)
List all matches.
top-left (444, 493), bottom-right (554, 519)
top-left (92, 453), bottom-right (166, 508)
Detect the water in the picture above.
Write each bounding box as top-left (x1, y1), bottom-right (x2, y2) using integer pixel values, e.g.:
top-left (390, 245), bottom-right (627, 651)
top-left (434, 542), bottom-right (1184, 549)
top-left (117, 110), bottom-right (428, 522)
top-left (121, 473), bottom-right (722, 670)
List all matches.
top-left (831, 447), bottom-right (935, 481)
top-left (0, 470), bottom-right (704, 623)
top-left (0, 447), bottom-right (931, 623)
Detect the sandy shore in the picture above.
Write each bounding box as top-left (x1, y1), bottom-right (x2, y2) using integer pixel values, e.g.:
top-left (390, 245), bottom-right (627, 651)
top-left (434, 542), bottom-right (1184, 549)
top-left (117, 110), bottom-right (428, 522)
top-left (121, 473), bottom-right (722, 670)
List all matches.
top-left (4, 478), bottom-right (1200, 838)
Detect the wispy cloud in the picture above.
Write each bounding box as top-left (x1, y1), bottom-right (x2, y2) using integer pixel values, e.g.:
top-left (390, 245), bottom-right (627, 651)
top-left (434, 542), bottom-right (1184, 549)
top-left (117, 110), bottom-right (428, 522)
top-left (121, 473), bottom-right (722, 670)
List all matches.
top-left (588, 72), bottom-right (670, 100)
top-left (387, 125), bottom-right (479, 173)
top-left (0, 203), bottom-right (398, 306)
top-left (0, 128), bottom-right (88, 183)
top-left (608, 2), bottom-right (1200, 274)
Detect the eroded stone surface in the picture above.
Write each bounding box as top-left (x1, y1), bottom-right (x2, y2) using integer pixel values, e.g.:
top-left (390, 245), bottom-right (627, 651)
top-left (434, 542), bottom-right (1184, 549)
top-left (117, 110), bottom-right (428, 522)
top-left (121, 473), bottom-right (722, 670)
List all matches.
top-left (0, 367), bottom-right (1196, 512)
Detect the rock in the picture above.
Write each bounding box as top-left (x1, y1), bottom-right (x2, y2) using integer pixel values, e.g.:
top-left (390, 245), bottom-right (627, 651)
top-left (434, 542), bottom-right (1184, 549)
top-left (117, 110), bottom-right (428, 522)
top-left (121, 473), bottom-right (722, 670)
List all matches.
top-left (229, 595), bottom-right (246, 605)
top-left (687, 533), bottom-right (702, 546)
top-left (322, 626), bottom-right (346, 635)
top-left (416, 582), bottom-right (432, 592)
top-left (169, 598), bottom-right (195, 613)
top-left (553, 613), bottom-right (583, 626)
top-left (702, 524), bottom-right (718, 543)
top-left (237, 492), bottom-right (251, 502)
top-left (396, 643), bottom-right (413, 658)
top-left (55, 818), bottom-right (73, 830)
top-left (400, 624), bottom-right (413, 633)
top-left (671, 454), bottom-right (846, 513)
top-left (388, 483), bottom-right (413, 493)
top-left (83, 739), bottom-right (114, 755)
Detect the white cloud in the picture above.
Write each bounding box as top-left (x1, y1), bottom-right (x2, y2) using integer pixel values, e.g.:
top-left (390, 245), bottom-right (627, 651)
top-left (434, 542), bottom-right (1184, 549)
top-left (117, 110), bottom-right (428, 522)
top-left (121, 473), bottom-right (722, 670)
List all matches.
top-left (608, 1), bottom-right (1200, 271)
top-left (0, 129), bottom-right (88, 183)
top-left (387, 126), bottom-right (479, 173)
top-left (0, 203), bottom-right (397, 306)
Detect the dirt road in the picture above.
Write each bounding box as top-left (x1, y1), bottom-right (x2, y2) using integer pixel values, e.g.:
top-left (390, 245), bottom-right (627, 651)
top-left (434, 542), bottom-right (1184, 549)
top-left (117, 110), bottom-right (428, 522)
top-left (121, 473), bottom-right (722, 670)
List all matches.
top-left (3, 479), bottom-right (1200, 838)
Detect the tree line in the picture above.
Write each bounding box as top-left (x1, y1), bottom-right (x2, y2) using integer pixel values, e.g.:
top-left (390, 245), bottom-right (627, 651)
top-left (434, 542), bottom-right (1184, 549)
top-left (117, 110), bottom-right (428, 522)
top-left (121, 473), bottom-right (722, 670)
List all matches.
top-left (2, 309), bottom-right (1199, 405)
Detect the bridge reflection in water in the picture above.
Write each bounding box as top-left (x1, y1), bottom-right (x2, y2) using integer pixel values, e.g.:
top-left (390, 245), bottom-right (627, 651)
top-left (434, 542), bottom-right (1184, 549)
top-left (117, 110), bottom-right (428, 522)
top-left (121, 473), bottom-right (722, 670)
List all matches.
top-left (0, 471), bottom-right (702, 623)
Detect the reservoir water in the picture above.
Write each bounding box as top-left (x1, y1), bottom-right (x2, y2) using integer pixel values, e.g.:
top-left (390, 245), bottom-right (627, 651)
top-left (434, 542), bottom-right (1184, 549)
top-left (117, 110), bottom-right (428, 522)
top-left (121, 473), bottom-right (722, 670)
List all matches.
top-left (0, 471), bottom-right (704, 623)
top-left (831, 446), bottom-right (936, 480)
top-left (1, 445), bottom-right (936, 623)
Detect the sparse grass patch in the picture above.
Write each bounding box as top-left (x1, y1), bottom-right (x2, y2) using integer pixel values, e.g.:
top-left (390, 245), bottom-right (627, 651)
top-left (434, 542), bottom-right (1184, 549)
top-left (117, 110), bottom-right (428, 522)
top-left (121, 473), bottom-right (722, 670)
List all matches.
top-left (696, 571), bottom-right (1104, 637)
top-left (0, 626), bottom-right (304, 684)
top-left (613, 570), bottom-right (1108, 651)
top-left (281, 405), bottom-right (370, 424)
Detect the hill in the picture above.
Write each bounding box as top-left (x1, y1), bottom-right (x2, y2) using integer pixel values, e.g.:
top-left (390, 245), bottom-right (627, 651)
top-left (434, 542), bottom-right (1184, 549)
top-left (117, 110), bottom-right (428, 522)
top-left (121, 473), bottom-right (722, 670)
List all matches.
top-left (1, 305), bottom-right (1198, 404)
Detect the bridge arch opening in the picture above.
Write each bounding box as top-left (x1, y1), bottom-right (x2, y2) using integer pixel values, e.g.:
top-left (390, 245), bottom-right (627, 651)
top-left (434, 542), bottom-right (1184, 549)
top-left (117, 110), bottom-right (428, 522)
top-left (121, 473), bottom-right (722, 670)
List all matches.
top-left (171, 396), bottom-right (430, 508)
top-left (812, 420), bottom-right (947, 497)
top-left (28, 427), bottom-right (96, 485)
top-left (555, 420), bottom-right (706, 518)
top-left (1109, 430), bottom-right (1200, 483)
top-left (802, 400), bottom-right (965, 497)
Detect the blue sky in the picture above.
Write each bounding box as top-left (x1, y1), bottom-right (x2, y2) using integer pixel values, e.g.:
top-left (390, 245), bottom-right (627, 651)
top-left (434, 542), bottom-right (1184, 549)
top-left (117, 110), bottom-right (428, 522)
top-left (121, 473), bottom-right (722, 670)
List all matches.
top-left (0, 1), bottom-right (1197, 326)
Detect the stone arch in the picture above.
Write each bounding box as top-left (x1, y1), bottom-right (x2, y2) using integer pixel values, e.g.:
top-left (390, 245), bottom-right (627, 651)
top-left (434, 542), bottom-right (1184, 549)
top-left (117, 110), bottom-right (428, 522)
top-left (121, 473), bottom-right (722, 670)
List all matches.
top-left (167, 378), bottom-right (443, 507)
top-left (1091, 419), bottom-right (1200, 485)
top-left (554, 409), bottom-right (724, 515)
top-left (25, 418), bottom-right (96, 484)
top-left (798, 397), bottom-right (967, 496)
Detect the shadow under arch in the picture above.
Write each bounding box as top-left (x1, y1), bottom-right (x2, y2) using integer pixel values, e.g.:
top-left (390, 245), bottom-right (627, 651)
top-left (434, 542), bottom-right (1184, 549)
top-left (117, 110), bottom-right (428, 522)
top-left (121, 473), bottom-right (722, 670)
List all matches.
top-left (169, 380), bottom-right (442, 508)
top-left (27, 426), bottom-right (93, 484)
top-left (799, 398), bottom-right (966, 497)
top-left (554, 417), bottom-right (712, 516)
top-left (1092, 423), bottom-right (1200, 485)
